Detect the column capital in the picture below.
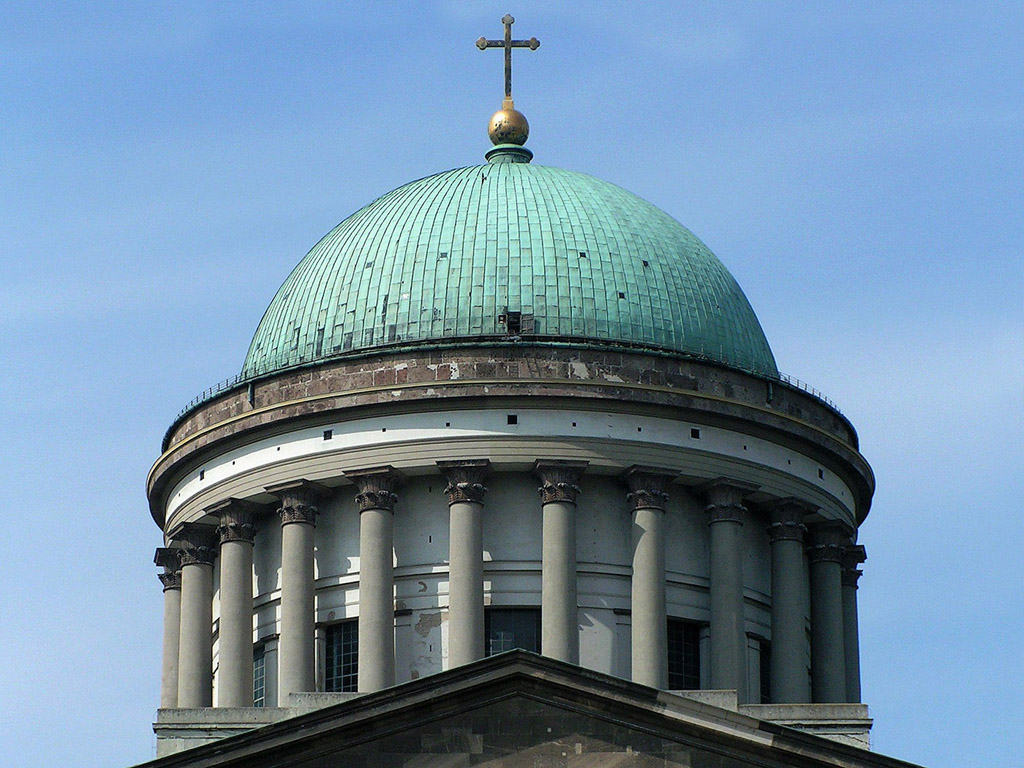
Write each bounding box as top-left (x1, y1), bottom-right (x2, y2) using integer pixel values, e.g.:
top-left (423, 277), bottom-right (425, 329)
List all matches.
top-left (623, 465), bottom-right (676, 511)
top-left (207, 498), bottom-right (260, 543)
top-left (155, 547), bottom-right (182, 589)
top-left (534, 459), bottom-right (588, 505)
top-left (345, 466), bottom-right (404, 512)
top-left (177, 525), bottom-right (217, 566)
top-left (701, 478), bottom-right (757, 526)
top-left (806, 521), bottom-right (852, 564)
top-left (437, 459), bottom-right (491, 505)
top-left (765, 498), bottom-right (814, 542)
top-left (842, 544), bottom-right (867, 587)
top-left (267, 479), bottom-right (326, 525)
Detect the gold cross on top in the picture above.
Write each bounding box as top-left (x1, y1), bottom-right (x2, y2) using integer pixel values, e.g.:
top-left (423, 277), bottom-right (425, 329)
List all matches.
top-left (476, 14), bottom-right (540, 104)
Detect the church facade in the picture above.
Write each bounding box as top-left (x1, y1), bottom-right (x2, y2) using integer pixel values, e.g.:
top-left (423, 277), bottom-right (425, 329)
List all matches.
top-left (140, 17), bottom-right (910, 768)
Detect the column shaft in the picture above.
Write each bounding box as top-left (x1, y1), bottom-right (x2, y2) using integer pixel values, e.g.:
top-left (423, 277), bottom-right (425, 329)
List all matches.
top-left (358, 507), bottom-right (395, 690)
top-left (768, 501), bottom-right (810, 703)
top-left (808, 523), bottom-right (847, 703)
top-left (448, 500), bottom-right (485, 665)
top-left (158, 574), bottom-right (181, 709)
top-left (218, 539), bottom-right (254, 706)
top-left (625, 466), bottom-right (674, 689)
top-left (176, 529), bottom-right (216, 708)
top-left (155, 548), bottom-right (181, 709)
top-left (279, 519), bottom-right (316, 703)
top-left (842, 545), bottom-right (866, 703)
top-left (535, 460), bottom-right (586, 665)
top-left (705, 481), bottom-right (756, 703)
top-left (439, 460), bottom-right (490, 669)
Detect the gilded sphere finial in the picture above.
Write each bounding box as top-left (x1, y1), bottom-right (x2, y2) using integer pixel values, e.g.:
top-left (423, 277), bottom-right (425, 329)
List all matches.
top-left (488, 104), bottom-right (530, 146)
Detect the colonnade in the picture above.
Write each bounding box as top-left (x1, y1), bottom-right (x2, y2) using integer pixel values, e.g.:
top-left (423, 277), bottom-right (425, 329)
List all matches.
top-left (154, 463), bottom-right (865, 709)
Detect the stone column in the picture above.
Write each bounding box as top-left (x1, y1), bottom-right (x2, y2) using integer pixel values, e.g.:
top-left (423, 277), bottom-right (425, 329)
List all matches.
top-left (438, 459), bottom-right (490, 668)
top-left (807, 521), bottom-right (849, 703)
top-left (534, 460), bottom-right (588, 664)
top-left (766, 499), bottom-right (812, 703)
top-left (154, 547), bottom-right (182, 709)
top-left (346, 466), bottom-right (404, 692)
top-left (176, 525), bottom-right (217, 708)
top-left (842, 544), bottom-right (867, 703)
top-left (211, 499), bottom-right (258, 708)
top-left (703, 479), bottom-right (757, 703)
top-left (624, 466), bottom-right (676, 689)
top-left (267, 480), bottom-right (323, 706)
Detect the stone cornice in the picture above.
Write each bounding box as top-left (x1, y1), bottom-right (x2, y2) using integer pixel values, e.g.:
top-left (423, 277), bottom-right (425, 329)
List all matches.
top-left (623, 465), bottom-right (676, 511)
top-left (437, 459), bottom-right (491, 505)
top-left (534, 460), bottom-right (588, 505)
top-left (842, 544), bottom-right (867, 587)
top-left (148, 347), bottom-right (874, 530)
top-left (345, 466), bottom-right (404, 512)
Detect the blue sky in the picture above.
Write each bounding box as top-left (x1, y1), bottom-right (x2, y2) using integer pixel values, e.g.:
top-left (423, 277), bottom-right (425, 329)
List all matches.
top-left (1, 3), bottom-right (1021, 766)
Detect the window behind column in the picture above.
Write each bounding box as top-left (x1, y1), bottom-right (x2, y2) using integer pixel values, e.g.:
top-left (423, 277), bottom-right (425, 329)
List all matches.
top-left (325, 620), bottom-right (358, 692)
top-left (252, 645), bottom-right (266, 707)
top-left (667, 618), bottom-right (702, 690)
top-left (485, 608), bottom-right (540, 655)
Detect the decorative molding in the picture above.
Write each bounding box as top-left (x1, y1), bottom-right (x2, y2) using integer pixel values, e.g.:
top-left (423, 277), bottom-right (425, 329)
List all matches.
top-left (623, 465), bottom-right (676, 511)
top-left (437, 459), bottom-right (491, 505)
top-left (534, 460), bottom-right (588, 505)
top-left (177, 525), bottom-right (217, 567)
top-left (266, 479), bottom-right (326, 526)
top-left (701, 478), bottom-right (758, 527)
top-left (706, 502), bottom-right (746, 526)
top-left (345, 466), bottom-right (404, 512)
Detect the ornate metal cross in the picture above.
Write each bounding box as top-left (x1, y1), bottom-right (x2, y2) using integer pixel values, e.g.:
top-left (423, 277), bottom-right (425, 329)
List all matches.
top-left (476, 14), bottom-right (540, 101)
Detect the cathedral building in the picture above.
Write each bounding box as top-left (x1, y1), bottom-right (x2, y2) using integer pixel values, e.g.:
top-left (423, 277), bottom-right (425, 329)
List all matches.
top-left (139, 17), bottom-right (918, 768)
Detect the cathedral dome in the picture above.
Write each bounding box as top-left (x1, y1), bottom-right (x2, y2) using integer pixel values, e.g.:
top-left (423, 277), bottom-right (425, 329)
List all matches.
top-left (242, 150), bottom-right (778, 380)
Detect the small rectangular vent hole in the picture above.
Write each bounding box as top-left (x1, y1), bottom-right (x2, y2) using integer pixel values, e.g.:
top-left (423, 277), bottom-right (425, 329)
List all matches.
top-left (690, 428), bottom-right (701, 439)
top-left (507, 414), bottom-right (518, 425)
top-left (818, 468), bottom-right (825, 479)
top-left (323, 429), bottom-right (333, 440)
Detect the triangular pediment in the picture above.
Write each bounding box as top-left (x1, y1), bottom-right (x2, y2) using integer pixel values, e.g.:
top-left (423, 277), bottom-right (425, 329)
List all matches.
top-left (139, 652), bottom-right (919, 768)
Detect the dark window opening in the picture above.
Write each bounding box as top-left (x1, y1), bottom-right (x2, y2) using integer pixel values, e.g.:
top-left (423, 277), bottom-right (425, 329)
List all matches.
top-left (252, 646), bottom-right (266, 707)
top-left (506, 310), bottom-right (522, 335)
top-left (759, 640), bottom-right (772, 704)
top-left (667, 618), bottom-right (702, 690)
top-left (818, 468), bottom-right (825, 479)
top-left (485, 608), bottom-right (540, 655)
top-left (690, 428), bottom-right (701, 439)
top-left (323, 429), bottom-right (333, 440)
top-left (617, 291), bottom-right (626, 299)
top-left (507, 414), bottom-right (518, 425)
top-left (325, 620), bottom-right (358, 692)
top-left (198, 470), bottom-right (205, 481)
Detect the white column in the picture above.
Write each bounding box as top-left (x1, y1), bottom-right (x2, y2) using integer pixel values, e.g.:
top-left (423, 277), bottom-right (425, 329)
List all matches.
top-left (842, 544), bottom-right (866, 703)
top-left (154, 548), bottom-right (181, 709)
top-left (703, 479), bottom-right (757, 703)
top-left (534, 460), bottom-right (587, 664)
top-left (624, 466), bottom-right (676, 689)
top-left (438, 460), bottom-right (490, 668)
top-left (807, 522), bottom-right (848, 703)
top-left (176, 526), bottom-right (216, 708)
top-left (347, 466), bottom-right (404, 692)
top-left (268, 480), bottom-right (323, 706)
top-left (766, 499), bottom-right (811, 703)
top-left (212, 499), bottom-right (258, 707)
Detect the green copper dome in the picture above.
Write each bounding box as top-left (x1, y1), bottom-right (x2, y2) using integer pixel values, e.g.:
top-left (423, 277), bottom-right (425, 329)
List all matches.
top-left (242, 152), bottom-right (778, 379)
